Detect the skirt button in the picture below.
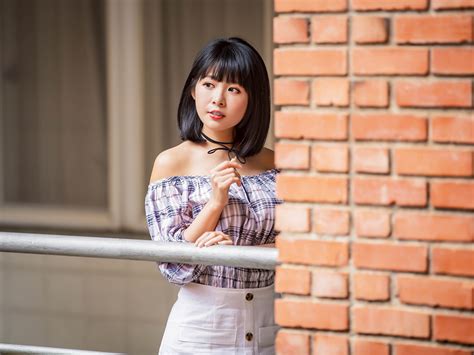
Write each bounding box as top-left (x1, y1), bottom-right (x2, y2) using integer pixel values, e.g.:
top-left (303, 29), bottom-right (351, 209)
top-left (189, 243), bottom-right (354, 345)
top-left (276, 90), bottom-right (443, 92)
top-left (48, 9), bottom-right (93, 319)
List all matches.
top-left (245, 293), bottom-right (254, 301)
top-left (245, 332), bottom-right (253, 341)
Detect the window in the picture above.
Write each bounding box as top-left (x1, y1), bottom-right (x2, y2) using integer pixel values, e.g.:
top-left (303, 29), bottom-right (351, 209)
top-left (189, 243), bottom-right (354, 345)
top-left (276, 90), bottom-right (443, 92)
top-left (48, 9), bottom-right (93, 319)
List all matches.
top-left (0, 0), bottom-right (272, 234)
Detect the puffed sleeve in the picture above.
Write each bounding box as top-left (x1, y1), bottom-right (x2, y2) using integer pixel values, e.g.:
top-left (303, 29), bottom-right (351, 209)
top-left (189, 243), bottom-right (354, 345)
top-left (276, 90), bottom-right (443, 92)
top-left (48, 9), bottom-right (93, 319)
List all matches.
top-left (144, 177), bottom-right (207, 285)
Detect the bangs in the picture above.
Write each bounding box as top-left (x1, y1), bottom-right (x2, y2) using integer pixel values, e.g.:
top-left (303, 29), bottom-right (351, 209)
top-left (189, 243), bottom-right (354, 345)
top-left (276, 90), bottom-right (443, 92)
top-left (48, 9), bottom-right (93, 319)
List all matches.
top-left (196, 49), bottom-right (250, 88)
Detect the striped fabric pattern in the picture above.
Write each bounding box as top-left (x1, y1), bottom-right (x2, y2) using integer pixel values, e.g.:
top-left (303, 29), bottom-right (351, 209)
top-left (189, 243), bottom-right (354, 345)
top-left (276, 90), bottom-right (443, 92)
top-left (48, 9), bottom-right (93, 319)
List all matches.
top-left (145, 168), bottom-right (284, 289)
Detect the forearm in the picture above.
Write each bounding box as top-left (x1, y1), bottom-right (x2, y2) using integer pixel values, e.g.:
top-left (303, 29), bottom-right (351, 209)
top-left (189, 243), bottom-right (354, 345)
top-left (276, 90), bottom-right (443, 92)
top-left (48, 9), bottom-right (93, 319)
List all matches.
top-left (183, 200), bottom-right (225, 243)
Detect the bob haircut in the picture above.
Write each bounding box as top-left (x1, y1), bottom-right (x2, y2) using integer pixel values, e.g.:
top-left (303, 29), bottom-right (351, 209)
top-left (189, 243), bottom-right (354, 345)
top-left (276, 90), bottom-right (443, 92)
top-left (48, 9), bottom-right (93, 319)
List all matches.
top-left (177, 37), bottom-right (270, 158)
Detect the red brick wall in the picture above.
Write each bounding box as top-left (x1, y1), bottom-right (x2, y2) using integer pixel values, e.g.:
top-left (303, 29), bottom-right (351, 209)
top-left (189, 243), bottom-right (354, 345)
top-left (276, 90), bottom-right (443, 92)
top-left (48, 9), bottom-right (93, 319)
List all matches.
top-left (272, 1), bottom-right (474, 354)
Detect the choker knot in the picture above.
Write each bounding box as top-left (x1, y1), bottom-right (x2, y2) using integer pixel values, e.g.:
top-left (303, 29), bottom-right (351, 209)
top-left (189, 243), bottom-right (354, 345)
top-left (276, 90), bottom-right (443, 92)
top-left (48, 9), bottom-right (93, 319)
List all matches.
top-left (201, 132), bottom-right (246, 164)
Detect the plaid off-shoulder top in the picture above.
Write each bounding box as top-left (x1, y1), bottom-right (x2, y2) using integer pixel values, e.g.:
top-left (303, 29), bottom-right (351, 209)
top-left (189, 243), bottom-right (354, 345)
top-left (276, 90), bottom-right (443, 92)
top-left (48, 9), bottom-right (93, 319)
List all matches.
top-left (144, 168), bottom-right (284, 289)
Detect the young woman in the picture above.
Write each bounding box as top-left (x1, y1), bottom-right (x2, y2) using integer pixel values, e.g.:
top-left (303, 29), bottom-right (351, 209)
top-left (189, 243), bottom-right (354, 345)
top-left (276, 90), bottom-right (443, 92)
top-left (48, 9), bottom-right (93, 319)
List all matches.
top-left (145, 37), bottom-right (283, 354)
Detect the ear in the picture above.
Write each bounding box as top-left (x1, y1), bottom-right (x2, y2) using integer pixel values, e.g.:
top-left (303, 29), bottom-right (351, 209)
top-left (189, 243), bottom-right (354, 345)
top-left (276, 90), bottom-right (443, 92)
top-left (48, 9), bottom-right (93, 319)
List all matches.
top-left (191, 86), bottom-right (196, 100)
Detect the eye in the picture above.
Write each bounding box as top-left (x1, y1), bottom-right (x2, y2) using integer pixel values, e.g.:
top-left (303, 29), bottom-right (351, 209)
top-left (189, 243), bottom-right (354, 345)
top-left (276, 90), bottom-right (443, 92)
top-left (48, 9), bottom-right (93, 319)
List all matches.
top-left (228, 87), bottom-right (241, 93)
top-left (203, 82), bottom-right (214, 88)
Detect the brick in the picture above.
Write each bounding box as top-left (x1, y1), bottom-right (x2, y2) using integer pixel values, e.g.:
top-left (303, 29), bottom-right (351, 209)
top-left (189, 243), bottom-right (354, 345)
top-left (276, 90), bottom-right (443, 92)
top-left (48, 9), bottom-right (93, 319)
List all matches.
top-left (394, 148), bottom-right (473, 177)
top-left (274, 0), bottom-right (348, 12)
top-left (277, 175), bottom-right (348, 203)
top-left (352, 114), bottom-right (427, 142)
top-left (275, 111), bottom-right (348, 140)
top-left (353, 47), bottom-right (428, 75)
top-left (395, 343), bottom-right (473, 355)
top-left (353, 147), bottom-right (389, 174)
top-left (431, 115), bottom-right (474, 144)
top-left (353, 242), bottom-right (427, 272)
top-left (275, 204), bottom-right (311, 232)
top-left (353, 80), bottom-right (389, 108)
top-left (274, 49), bottom-right (347, 75)
top-left (312, 16), bottom-right (348, 43)
top-left (354, 209), bottom-right (391, 238)
top-left (353, 306), bottom-right (430, 338)
top-left (395, 81), bottom-right (472, 108)
top-left (313, 334), bottom-right (348, 355)
top-left (274, 79), bottom-right (309, 105)
top-left (275, 330), bottom-right (310, 355)
top-left (273, 16), bottom-right (309, 44)
top-left (353, 178), bottom-right (427, 207)
top-left (394, 212), bottom-right (474, 242)
top-left (395, 15), bottom-right (473, 44)
top-left (353, 16), bottom-right (388, 44)
top-left (397, 275), bottom-right (473, 310)
top-left (275, 266), bottom-right (311, 295)
top-left (275, 299), bottom-right (348, 330)
top-left (352, 0), bottom-right (428, 11)
top-left (313, 209), bottom-right (350, 236)
top-left (313, 78), bottom-right (349, 107)
top-left (431, 181), bottom-right (474, 210)
top-left (275, 142), bottom-right (310, 170)
top-left (312, 145), bottom-right (349, 173)
top-left (353, 339), bottom-right (389, 355)
top-left (354, 272), bottom-right (390, 301)
top-left (433, 0), bottom-right (474, 10)
top-left (277, 238), bottom-right (349, 266)
top-left (312, 271), bottom-right (348, 298)
top-left (433, 314), bottom-right (474, 344)
top-left (432, 48), bottom-right (474, 75)
top-left (432, 247), bottom-right (474, 277)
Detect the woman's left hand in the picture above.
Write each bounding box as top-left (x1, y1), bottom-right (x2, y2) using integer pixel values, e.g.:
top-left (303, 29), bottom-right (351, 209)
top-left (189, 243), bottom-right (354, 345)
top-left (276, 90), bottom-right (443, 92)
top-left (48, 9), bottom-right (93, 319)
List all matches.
top-left (194, 231), bottom-right (233, 248)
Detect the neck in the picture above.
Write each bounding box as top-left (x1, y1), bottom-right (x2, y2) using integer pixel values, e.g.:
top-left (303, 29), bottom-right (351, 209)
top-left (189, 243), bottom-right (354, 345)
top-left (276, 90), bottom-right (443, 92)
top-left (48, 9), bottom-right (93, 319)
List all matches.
top-left (201, 129), bottom-right (234, 147)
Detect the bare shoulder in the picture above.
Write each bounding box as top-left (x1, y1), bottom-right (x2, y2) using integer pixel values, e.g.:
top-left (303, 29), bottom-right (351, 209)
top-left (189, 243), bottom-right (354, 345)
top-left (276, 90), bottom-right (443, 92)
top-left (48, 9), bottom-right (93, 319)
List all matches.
top-left (259, 146), bottom-right (276, 170)
top-left (149, 142), bottom-right (190, 183)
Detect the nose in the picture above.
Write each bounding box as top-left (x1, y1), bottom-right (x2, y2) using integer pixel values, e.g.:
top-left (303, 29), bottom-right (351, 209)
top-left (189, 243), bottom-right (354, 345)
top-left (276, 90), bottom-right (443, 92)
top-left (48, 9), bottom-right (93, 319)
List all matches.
top-left (212, 87), bottom-right (225, 106)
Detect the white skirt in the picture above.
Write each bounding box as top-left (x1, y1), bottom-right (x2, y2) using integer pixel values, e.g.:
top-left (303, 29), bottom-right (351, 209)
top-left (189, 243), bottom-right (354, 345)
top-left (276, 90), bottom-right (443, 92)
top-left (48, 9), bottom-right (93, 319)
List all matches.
top-left (159, 282), bottom-right (279, 355)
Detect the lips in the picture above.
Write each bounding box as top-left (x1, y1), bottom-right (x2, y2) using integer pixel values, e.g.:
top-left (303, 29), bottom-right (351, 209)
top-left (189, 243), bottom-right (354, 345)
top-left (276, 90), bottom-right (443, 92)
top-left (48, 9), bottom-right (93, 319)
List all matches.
top-left (209, 110), bottom-right (225, 120)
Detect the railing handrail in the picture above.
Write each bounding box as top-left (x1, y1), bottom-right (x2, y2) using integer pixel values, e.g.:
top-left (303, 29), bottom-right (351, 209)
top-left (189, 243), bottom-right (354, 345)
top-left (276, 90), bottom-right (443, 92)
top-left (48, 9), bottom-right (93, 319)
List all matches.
top-left (0, 232), bottom-right (278, 270)
top-left (0, 342), bottom-right (125, 354)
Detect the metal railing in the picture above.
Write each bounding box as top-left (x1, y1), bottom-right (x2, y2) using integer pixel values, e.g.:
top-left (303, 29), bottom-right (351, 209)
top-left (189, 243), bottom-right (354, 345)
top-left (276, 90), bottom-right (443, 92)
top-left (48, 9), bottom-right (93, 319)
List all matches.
top-left (0, 343), bottom-right (125, 355)
top-left (0, 232), bottom-right (278, 270)
top-left (0, 231), bottom-right (278, 353)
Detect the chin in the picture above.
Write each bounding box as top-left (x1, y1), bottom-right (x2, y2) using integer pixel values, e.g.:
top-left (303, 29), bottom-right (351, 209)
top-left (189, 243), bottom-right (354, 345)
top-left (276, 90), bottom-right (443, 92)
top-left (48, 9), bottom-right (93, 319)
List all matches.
top-left (206, 120), bottom-right (229, 128)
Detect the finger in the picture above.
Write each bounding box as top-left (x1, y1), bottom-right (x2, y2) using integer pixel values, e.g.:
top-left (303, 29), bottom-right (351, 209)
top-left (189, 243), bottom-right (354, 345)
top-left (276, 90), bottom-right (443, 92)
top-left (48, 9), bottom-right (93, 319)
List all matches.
top-left (215, 174), bottom-right (239, 189)
top-left (215, 172), bottom-right (237, 182)
top-left (215, 167), bottom-right (236, 176)
top-left (204, 233), bottom-right (232, 247)
top-left (230, 159), bottom-right (242, 183)
top-left (213, 169), bottom-right (236, 180)
top-left (196, 232), bottom-right (223, 248)
top-left (217, 240), bottom-right (233, 245)
top-left (212, 159), bottom-right (243, 172)
top-left (214, 160), bottom-right (242, 171)
top-left (195, 232), bottom-right (213, 247)
top-left (219, 176), bottom-right (240, 189)
top-left (204, 235), bottom-right (227, 247)
top-left (232, 170), bottom-right (242, 186)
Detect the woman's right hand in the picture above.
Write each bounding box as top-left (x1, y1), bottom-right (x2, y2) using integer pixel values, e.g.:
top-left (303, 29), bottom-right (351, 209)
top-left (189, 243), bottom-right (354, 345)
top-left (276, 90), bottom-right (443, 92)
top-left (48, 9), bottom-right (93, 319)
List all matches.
top-left (209, 157), bottom-right (242, 207)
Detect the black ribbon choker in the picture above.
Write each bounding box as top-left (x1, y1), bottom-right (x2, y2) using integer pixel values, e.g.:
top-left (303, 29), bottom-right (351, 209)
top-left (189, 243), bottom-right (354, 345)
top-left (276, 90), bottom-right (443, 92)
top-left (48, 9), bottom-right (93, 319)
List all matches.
top-left (201, 132), bottom-right (247, 164)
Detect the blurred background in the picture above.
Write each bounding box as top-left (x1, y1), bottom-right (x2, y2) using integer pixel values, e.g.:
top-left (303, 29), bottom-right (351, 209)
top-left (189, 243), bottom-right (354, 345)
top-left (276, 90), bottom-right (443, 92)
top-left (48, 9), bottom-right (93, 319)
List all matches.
top-left (0, 0), bottom-right (273, 353)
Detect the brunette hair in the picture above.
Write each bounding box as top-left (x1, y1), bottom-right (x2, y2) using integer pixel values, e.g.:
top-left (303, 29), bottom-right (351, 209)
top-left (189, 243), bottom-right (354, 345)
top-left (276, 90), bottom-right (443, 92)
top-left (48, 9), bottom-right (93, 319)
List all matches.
top-left (177, 37), bottom-right (270, 158)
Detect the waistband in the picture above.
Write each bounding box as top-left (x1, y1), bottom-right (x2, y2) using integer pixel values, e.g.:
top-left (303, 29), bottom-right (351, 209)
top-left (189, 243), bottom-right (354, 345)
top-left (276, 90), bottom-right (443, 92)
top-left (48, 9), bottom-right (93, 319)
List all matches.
top-left (178, 282), bottom-right (276, 306)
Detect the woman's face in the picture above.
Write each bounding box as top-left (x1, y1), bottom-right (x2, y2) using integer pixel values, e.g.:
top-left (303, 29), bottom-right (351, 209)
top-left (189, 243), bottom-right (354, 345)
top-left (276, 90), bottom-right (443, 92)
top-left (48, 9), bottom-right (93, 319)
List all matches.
top-left (192, 75), bottom-right (248, 138)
